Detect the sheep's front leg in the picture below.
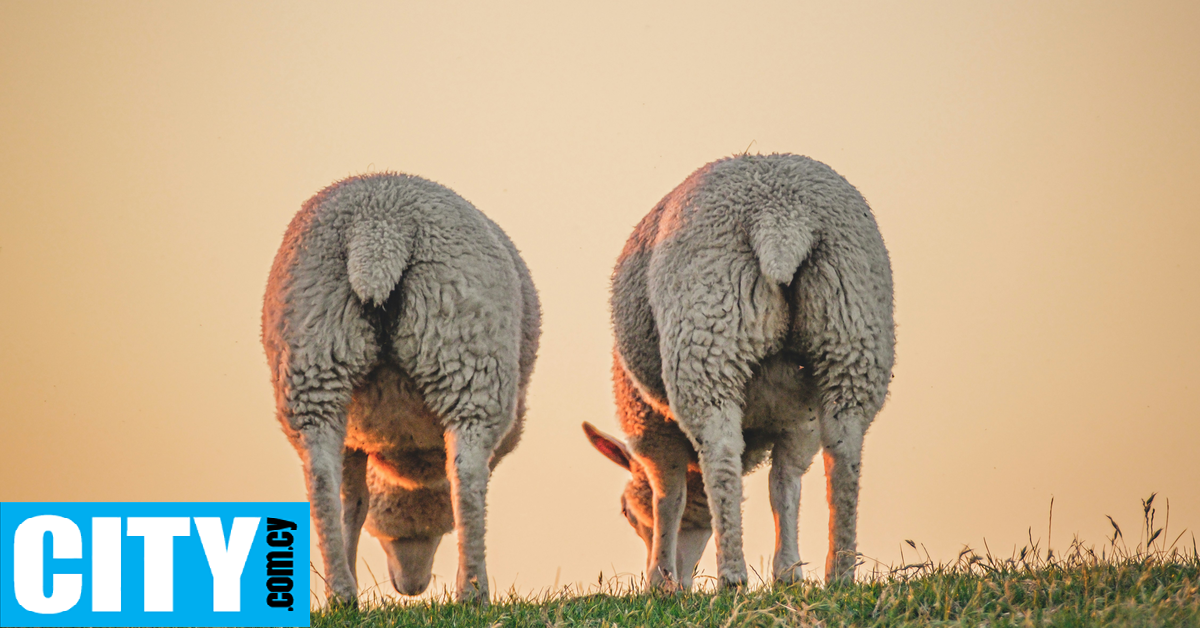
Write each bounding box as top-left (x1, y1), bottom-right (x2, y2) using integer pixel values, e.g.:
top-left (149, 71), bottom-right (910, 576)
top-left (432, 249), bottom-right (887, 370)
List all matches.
top-left (292, 421), bottom-right (358, 604)
top-left (689, 402), bottom-right (748, 589)
top-left (340, 448), bottom-right (369, 584)
top-left (822, 412), bottom-right (866, 583)
top-left (445, 426), bottom-right (493, 604)
top-left (768, 424), bottom-right (818, 584)
top-left (642, 455), bottom-right (688, 590)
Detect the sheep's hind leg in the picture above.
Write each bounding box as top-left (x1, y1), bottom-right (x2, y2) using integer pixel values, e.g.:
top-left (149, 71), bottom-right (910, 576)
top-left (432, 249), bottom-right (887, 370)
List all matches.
top-left (444, 424), bottom-right (496, 604)
top-left (277, 330), bottom-right (375, 605)
top-left (822, 412), bottom-right (867, 583)
top-left (288, 411), bottom-right (358, 605)
top-left (684, 401), bottom-right (749, 589)
top-left (769, 423), bottom-right (819, 584)
top-left (658, 297), bottom-right (757, 589)
top-left (642, 450), bottom-right (689, 591)
top-left (340, 449), bottom-right (369, 584)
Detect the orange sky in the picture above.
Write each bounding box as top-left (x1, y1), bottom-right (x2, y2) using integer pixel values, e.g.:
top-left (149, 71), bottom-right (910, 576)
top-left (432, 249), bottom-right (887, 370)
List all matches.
top-left (2, 0), bottom-right (1198, 603)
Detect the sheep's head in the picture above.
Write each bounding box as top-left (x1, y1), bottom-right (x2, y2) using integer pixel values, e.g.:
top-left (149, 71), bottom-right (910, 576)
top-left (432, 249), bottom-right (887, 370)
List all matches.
top-left (363, 467), bottom-right (454, 596)
top-left (582, 422), bottom-right (712, 588)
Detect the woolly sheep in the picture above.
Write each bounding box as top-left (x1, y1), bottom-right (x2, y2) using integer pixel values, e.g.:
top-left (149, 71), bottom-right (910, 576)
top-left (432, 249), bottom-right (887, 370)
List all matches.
top-left (584, 153), bottom-right (894, 589)
top-left (262, 173), bottom-right (540, 605)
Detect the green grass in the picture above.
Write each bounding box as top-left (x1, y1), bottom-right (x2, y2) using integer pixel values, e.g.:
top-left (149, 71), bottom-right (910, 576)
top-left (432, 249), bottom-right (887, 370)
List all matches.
top-left (312, 497), bottom-right (1200, 627)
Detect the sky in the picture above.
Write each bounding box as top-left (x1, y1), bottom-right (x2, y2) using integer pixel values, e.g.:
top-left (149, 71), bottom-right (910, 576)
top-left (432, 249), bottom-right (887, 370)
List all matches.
top-left (2, 0), bottom-right (1198, 604)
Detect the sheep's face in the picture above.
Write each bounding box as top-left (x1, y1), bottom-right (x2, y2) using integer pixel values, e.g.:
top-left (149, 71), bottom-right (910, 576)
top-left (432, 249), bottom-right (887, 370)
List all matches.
top-left (363, 466), bottom-right (454, 596)
top-left (584, 422), bottom-right (713, 588)
top-left (618, 461), bottom-right (655, 555)
top-left (377, 535), bottom-right (442, 596)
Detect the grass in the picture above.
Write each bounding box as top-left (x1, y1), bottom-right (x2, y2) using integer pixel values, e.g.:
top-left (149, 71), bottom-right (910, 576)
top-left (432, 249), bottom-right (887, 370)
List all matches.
top-left (311, 496), bottom-right (1200, 627)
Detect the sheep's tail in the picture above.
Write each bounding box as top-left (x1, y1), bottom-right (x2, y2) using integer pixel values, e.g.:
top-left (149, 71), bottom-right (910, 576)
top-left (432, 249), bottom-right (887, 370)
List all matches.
top-left (346, 217), bottom-right (412, 306)
top-left (748, 204), bottom-right (816, 284)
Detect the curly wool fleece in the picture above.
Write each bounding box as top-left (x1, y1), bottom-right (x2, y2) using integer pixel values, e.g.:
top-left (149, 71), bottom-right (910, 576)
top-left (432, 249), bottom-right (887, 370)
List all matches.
top-left (262, 173), bottom-right (540, 604)
top-left (600, 154), bottom-right (894, 588)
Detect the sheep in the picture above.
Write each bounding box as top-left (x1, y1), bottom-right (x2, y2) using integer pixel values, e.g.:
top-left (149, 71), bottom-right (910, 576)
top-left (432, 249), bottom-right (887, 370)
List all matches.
top-left (584, 153), bottom-right (894, 590)
top-left (262, 172), bottom-right (541, 605)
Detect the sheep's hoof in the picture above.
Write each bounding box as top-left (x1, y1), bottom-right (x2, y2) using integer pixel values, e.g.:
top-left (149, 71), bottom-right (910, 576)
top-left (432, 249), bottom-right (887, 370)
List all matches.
top-left (648, 566), bottom-right (682, 594)
top-left (718, 574), bottom-right (747, 590)
top-left (717, 560), bottom-right (748, 590)
top-left (455, 590), bottom-right (490, 606)
top-left (824, 569), bottom-right (856, 588)
top-left (324, 593), bottom-right (358, 611)
top-left (455, 576), bottom-right (490, 606)
top-left (825, 560), bottom-right (858, 586)
top-left (774, 567), bottom-right (803, 586)
top-left (648, 577), bottom-right (682, 595)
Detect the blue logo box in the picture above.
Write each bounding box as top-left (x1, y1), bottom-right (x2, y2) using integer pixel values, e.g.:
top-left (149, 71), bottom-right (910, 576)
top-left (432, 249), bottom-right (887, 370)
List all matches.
top-left (1, 502), bottom-right (310, 627)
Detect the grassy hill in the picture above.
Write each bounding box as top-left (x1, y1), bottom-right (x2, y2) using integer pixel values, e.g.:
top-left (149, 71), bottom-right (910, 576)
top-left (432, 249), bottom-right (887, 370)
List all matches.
top-left (312, 499), bottom-right (1199, 627)
top-left (312, 547), bottom-right (1198, 627)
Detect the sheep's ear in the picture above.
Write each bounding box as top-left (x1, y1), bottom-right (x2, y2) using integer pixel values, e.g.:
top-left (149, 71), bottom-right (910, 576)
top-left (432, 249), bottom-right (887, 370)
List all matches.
top-left (582, 422), bottom-right (632, 471)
